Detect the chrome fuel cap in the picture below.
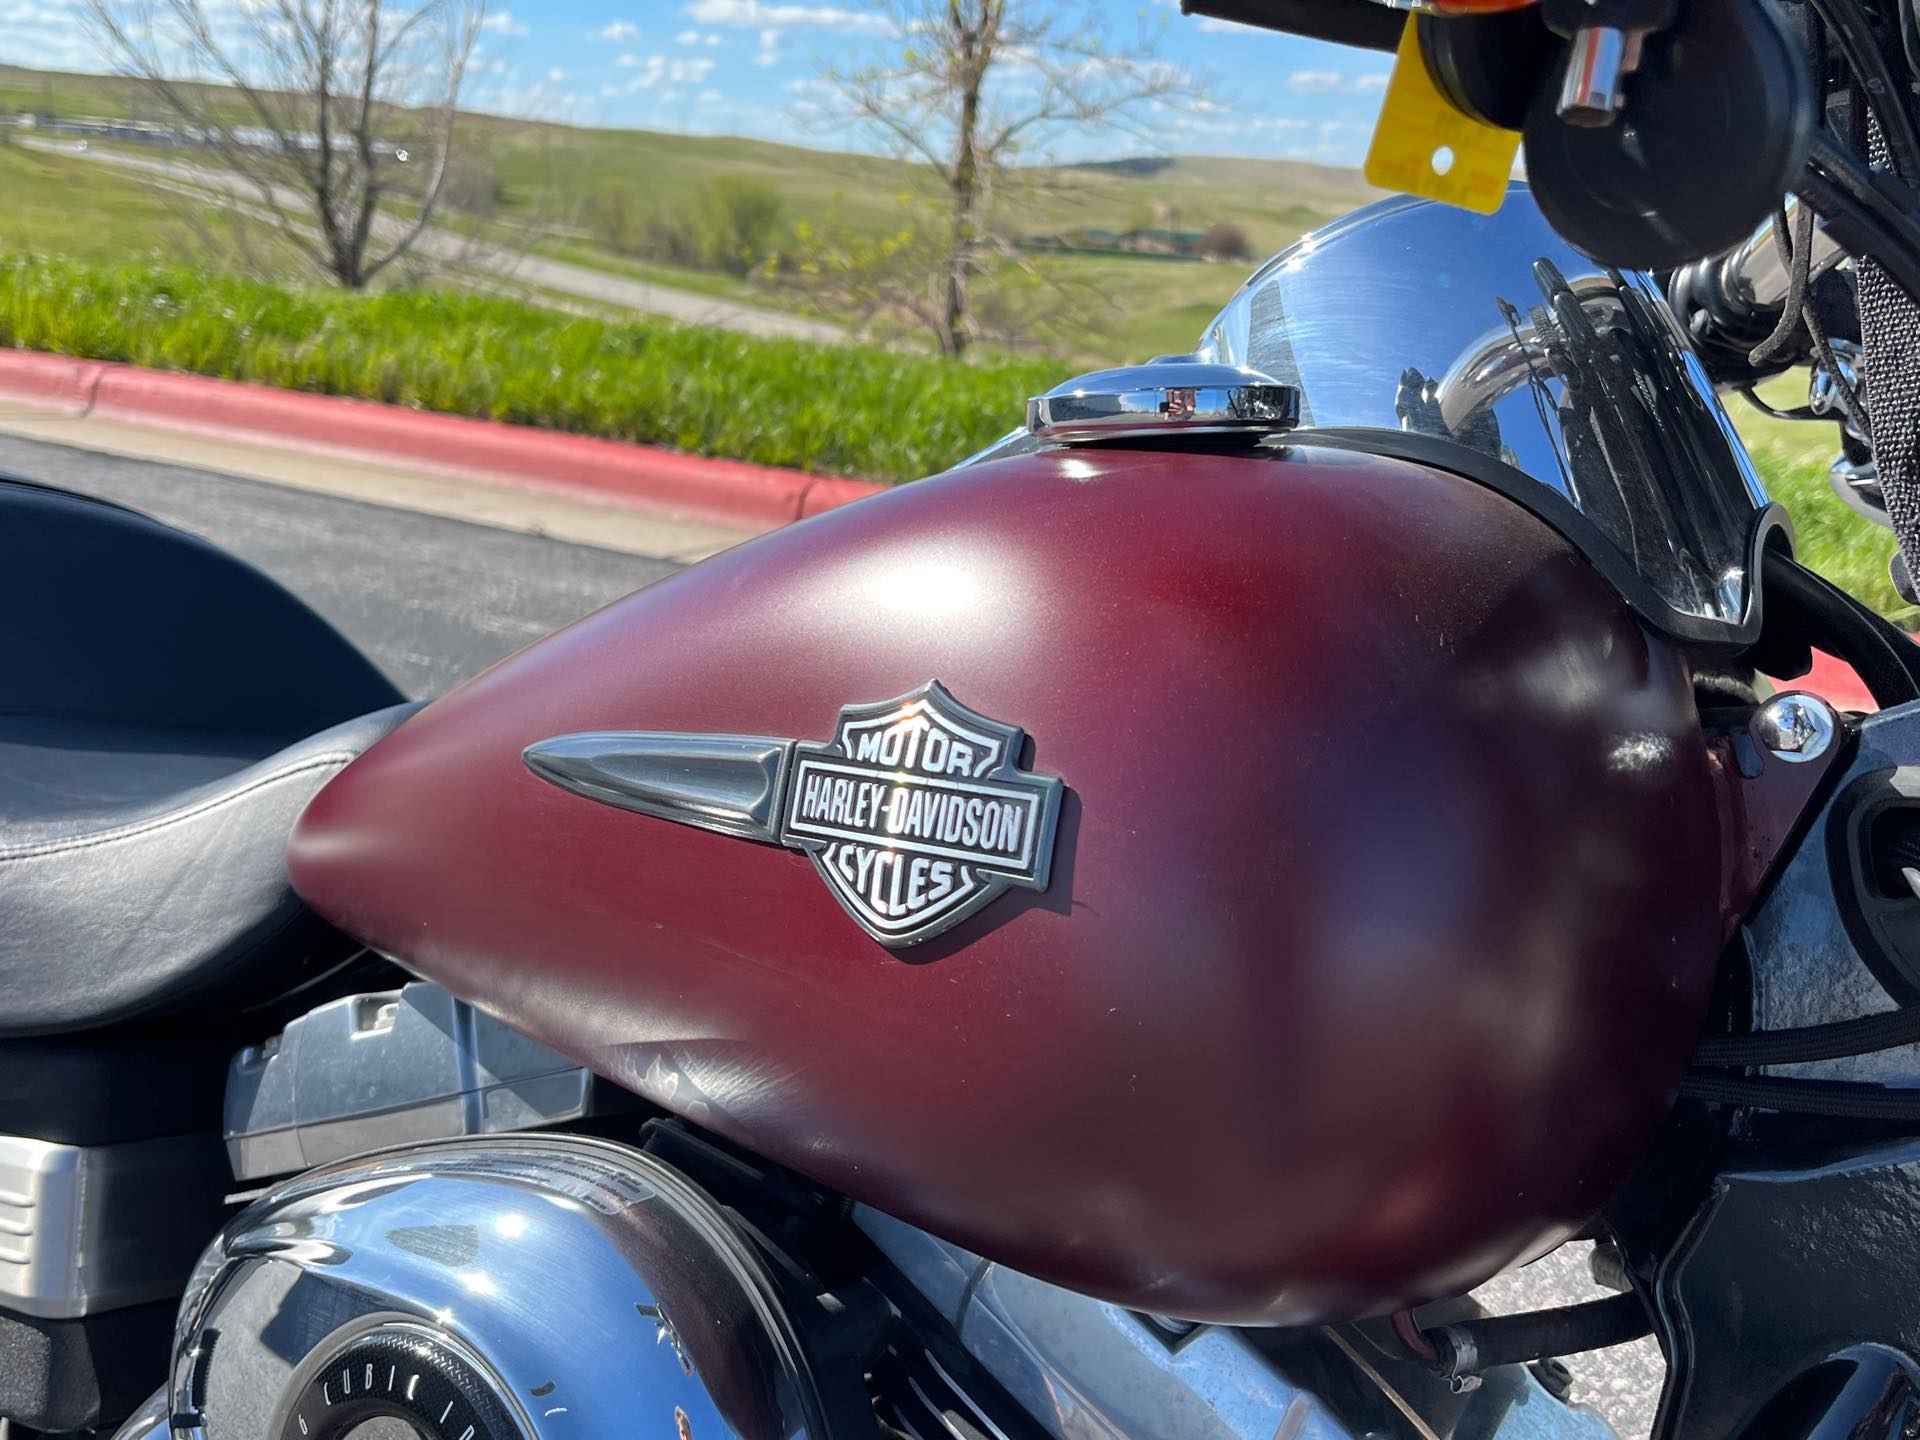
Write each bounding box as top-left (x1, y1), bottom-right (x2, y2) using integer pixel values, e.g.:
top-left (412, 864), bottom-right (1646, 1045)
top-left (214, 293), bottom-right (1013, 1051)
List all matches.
top-left (1026, 358), bottom-right (1299, 443)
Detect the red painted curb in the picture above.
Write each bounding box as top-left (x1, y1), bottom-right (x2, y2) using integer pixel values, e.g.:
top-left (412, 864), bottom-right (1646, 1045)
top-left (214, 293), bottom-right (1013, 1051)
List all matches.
top-left (0, 348), bottom-right (886, 528)
top-left (1787, 647), bottom-right (1911, 715)
top-left (0, 349), bottom-right (105, 417)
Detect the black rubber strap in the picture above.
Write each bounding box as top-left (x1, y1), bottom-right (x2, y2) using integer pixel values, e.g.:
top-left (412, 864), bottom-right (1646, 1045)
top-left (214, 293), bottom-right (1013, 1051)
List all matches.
top-left (1680, 1072), bottom-right (1920, 1120)
top-left (1695, 1005), bottom-right (1920, 1067)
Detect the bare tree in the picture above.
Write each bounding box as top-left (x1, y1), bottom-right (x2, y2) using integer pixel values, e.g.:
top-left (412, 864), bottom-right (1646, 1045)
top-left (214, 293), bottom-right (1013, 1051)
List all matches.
top-left (81, 0), bottom-right (484, 288)
top-left (813, 1), bottom-right (1192, 356)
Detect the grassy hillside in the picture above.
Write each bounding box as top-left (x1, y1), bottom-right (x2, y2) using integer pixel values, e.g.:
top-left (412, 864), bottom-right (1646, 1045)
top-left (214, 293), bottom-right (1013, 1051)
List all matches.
top-left (0, 63), bottom-right (1380, 255)
top-left (0, 63), bottom-right (1376, 360)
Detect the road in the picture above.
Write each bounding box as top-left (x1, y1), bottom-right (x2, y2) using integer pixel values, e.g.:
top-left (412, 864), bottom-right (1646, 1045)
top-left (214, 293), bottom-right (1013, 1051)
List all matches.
top-left (1, 434), bottom-right (1666, 1437)
top-left (0, 433), bottom-right (669, 697)
top-left (25, 139), bottom-right (844, 344)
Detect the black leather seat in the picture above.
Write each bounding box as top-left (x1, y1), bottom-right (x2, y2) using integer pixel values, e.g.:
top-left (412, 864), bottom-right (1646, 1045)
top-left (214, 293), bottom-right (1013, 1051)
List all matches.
top-left (0, 477), bottom-right (410, 1038)
top-left (0, 704), bottom-right (415, 1035)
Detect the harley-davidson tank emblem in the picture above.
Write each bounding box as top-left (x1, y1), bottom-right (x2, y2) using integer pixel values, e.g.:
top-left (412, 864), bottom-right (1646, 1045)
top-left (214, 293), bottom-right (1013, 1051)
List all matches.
top-left (522, 681), bottom-right (1063, 947)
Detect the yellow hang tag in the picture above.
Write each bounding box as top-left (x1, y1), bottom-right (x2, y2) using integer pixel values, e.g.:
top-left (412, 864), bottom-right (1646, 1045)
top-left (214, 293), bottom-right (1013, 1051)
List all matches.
top-left (1364, 19), bottom-right (1520, 216)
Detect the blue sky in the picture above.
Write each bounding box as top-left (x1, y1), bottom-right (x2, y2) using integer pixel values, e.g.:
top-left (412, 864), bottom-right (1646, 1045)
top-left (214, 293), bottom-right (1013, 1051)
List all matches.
top-left (0, 1), bottom-right (1392, 166)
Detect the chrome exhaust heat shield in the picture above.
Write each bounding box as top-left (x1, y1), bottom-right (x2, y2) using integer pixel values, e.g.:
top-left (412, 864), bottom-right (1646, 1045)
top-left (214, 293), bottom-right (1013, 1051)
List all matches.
top-left (156, 1137), bottom-right (830, 1439)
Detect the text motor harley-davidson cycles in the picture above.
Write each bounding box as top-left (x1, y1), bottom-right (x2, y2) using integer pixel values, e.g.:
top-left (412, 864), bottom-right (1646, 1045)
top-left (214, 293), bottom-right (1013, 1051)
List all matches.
top-left (17, 0), bottom-right (1920, 1436)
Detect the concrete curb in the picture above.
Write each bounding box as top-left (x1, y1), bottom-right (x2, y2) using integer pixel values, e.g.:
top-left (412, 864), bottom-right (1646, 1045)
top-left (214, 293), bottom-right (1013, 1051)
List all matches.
top-left (0, 349), bottom-right (886, 528)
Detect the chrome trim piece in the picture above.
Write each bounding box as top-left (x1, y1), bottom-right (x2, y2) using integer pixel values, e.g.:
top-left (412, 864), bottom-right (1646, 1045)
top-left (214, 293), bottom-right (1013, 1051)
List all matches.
top-left (1727, 200), bottom-right (1844, 313)
top-left (0, 1132), bottom-right (228, 1319)
top-left (1753, 693), bottom-right (1839, 763)
top-left (109, 1386), bottom-right (170, 1440)
top-left (522, 731), bottom-right (793, 843)
top-left (225, 981), bottom-right (613, 1182)
top-left (1557, 26), bottom-right (1631, 125)
top-left (168, 1136), bottom-right (822, 1440)
top-left (525, 680), bottom-right (1065, 948)
top-left (1026, 359), bottom-right (1298, 443)
top-left (1829, 453), bottom-right (1887, 524)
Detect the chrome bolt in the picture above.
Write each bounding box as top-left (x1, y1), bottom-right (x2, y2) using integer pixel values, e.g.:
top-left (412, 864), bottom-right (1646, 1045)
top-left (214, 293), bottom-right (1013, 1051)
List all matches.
top-left (1557, 26), bottom-right (1631, 126)
top-left (1752, 693), bottom-right (1837, 764)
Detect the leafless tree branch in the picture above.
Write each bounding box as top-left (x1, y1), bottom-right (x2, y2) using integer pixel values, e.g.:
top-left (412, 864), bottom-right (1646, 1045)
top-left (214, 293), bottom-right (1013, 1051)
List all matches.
top-left (80, 0), bottom-right (486, 288)
top-left (812, 0), bottom-right (1194, 355)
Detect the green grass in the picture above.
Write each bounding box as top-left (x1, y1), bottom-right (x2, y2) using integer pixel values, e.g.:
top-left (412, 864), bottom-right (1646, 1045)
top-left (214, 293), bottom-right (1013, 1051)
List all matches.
top-left (0, 253), bottom-right (1055, 483)
top-left (0, 137), bottom-right (299, 272)
top-left (1723, 374), bottom-right (1917, 625)
top-left (0, 62), bottom-right (1374, 365)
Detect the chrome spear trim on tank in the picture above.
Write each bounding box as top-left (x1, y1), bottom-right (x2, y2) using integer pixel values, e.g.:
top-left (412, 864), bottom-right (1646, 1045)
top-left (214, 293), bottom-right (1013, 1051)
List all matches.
top-left (525, 680), bottom-right (1065, 948)
top-left (523, 732), bottom-right (793, 843)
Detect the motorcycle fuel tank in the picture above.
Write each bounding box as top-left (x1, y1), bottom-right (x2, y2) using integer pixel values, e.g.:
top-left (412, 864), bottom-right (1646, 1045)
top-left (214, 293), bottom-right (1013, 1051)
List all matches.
top-left (289, 444), bottom-right (1728, 1324)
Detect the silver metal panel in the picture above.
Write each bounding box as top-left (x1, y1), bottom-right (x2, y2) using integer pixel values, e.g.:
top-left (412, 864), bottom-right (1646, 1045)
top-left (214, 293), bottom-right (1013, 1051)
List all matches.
top-left (856, 1205), bottom-right (1620, 1440)
top-left (968, 1266), bottom-right (1353, 1440)
top-left (224, 981), bottom-right (608, 1182)
top-left (0, 1132), bottom-right (228, 1318)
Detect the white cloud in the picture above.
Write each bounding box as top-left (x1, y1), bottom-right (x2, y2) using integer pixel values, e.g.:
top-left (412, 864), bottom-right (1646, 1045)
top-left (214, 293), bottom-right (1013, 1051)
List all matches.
top-left (616, 52), bottom-right (643, 66)
top-left (750, 26), bottom-right (784, 65)
top-left (684, 0), bottom-right (894, 36)
top-left (1287, 69), bottom-right (1389, 95)
top-left (480, 10), bottom-right (527, 36)
top-left (598, 19), bottom-right (639, 41)
top-left (1, 2), bottom-right (81, 23)
top-left (623, 54), bottom-right (716, 91)
top-left (675, 28), bottom-right (700, 43)
top-left (547, 67), bottom-right (567, 82)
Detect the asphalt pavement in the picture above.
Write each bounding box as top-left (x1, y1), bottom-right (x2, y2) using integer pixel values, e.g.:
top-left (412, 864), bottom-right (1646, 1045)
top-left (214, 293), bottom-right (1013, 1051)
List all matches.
top-left (2, 432), bottom-right (1667, 1437)
top-left (0, 433), bottom-right (672, 698)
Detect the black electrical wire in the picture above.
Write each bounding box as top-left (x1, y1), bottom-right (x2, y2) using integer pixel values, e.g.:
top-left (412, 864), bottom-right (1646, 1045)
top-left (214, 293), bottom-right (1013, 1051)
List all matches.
top-left (1765, 548), bottom-right (1920, 705)
top-left (1809, 0), bottom-right (1920, 185)
top-left (1695, 1004), bottom-right (1920, 1067)
top-left (1680, 1072), bottom-right (1920, 1121)
top-left (1740, 387), bottom-right (1820, 422)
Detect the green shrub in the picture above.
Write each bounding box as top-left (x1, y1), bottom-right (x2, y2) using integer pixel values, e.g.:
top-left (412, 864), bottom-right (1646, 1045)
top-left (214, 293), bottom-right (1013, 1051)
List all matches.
top-left (700, 177), bottom-right (783, 276)
top-left (0, 253), bottom-right (1057, 483)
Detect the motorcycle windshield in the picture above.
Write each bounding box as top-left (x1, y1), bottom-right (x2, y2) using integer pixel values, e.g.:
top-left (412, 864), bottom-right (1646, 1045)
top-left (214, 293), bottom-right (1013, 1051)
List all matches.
top-left (1196, 185), bottom-right (1778, 644)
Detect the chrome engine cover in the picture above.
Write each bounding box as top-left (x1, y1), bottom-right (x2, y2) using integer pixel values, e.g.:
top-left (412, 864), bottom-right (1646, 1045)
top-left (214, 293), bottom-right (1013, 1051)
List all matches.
top-left (153, 1136), bottom-right (824, 1439)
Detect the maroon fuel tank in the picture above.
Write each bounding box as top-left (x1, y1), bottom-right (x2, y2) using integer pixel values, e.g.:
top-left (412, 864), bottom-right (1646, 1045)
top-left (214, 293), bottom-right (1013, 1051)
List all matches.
top-left (289, 445), bottom-right (1728, 1324)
